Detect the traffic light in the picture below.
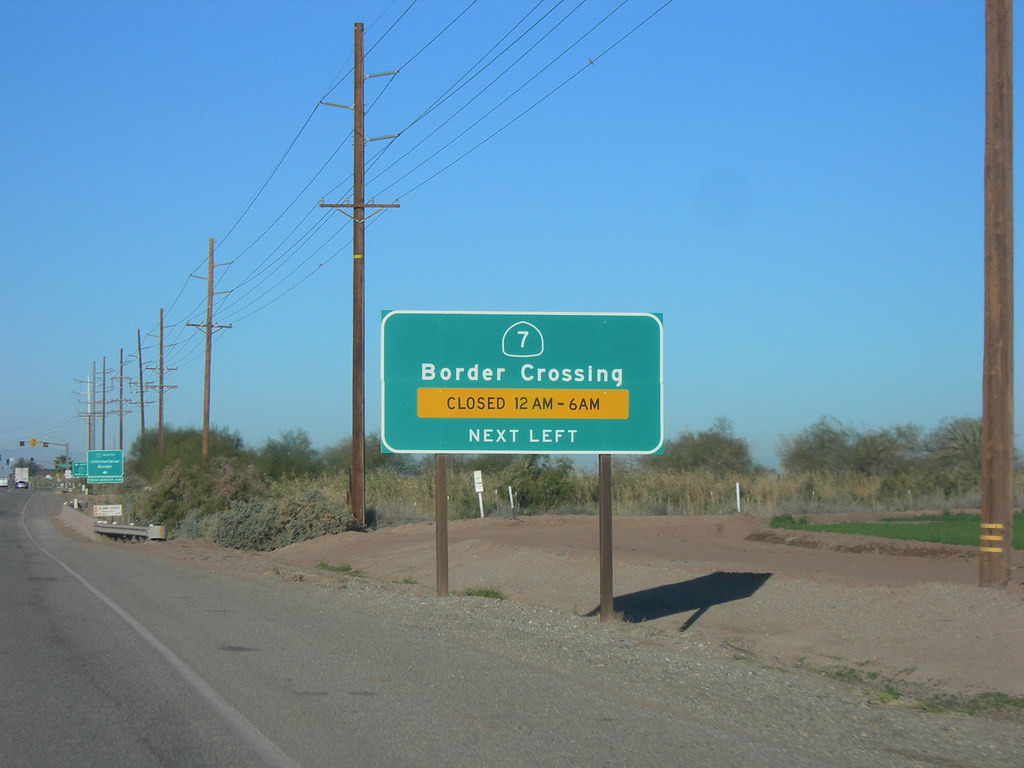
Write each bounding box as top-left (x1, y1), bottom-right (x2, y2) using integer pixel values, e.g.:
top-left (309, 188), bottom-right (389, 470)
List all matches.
top-left (19, 441), bottom-right (25, 446)
top-left (43, 443), bottom-right (49, 448)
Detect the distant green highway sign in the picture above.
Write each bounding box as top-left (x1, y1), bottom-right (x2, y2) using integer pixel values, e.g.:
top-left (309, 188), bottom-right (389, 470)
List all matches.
top-left (87, 450), bottom-right (123, 484)
top-left (381, 311), bottom-right (663, 454)
top-left (72, 461), bottom-right (87, 478)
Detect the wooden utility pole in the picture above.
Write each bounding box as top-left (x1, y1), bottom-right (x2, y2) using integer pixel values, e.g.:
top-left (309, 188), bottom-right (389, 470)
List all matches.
top-left (159, 308), bottom-right (169, 456)
top-left (981, 0), bottom-right (1015, 587)
top-left (111, 348), bottom-right (134, 450)
top-left (137, 329), bottom-right (146, 437)
top-left (76, 371), bottom-right (93, 452)
top-left (101, 355), bottom-right (108, 450)
top-left (108, 348), bottom-right (136, 451)
top-left (87, 361), bottom-right (96, 450)
top-left (119, 349), bottom-right (125, 449)
top-left (319, 21), bottom-right (398, 528)
top-left (187, 238), bottom-right (231, 461)
top-left (147, 308), bottom-right (178, 458)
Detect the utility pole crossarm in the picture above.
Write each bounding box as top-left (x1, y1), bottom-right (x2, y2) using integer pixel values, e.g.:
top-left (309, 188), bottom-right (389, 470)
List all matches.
top-left (185, 322), bottom-right (233, 331)
top-left (319, 201), bottom-right (400, 209)
top-left (319, 199), bottom-right (400, 225)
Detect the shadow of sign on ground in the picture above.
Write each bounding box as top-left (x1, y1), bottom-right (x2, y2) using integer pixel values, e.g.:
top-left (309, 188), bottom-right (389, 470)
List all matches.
top-left (589, 571), bottom-right (772, 631)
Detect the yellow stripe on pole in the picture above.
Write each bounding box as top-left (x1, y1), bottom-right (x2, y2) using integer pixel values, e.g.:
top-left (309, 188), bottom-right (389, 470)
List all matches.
top-left (981, 534), bottom-right (1004, 541)
top-left (981, 522), bottom-right (1005, 529)
top-left (980, 546), bottom-right (1004, 553)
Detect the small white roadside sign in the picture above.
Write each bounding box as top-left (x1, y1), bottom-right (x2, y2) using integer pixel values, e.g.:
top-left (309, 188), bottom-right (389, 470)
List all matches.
top-left (473, 470), bottom-right (484, 518)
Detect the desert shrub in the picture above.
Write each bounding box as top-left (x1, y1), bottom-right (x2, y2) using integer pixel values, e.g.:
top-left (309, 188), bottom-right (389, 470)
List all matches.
top-left (643, 418), bottom-right (758, 474)
top-left (272, 485), bottom-right (355, 547)
top-left (175, 478), bottom-right (356, 551)
top-left (171, 509), bottom-right (209, 540)
top-left (253, 429), bottom-right (324, 479)
top-left (141, 457), bottom-right (264, 529)
top-left (504, 456), bottom-right (580, 512)
top-left (321, 432), bottom-right (418, 475)
top-left (128, 425), bottom-right (247, 484)
top-left (202, 499), bottom-right (280, 550)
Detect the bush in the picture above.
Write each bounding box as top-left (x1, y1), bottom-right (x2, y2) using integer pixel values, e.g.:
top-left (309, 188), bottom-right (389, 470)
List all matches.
top-left (202, 499), bottom-right (279, 550)
top-left (643, 418), bottom-right (758, 474)
top-left (273, 485), bottom-right (355, 547)
top-left (172, 479), bottom-right (356, 551)
top-left (143, 457), bottom-right (264, 529)
top-left (128, 425), bottom-right (247, 484)
top-left (171, 508), bottom-right (208, 539)
top-left (506, 455), bottom-right (581, 512)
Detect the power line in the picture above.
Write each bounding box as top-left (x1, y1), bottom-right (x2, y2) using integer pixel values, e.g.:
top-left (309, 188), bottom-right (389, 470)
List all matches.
top-left (201, 4), bottom-right (564, 317)
top-left (91, 1), bottom-right (676, 424)
top-left (203, 1), bottom-right (662, 328)
top-left (207, 1), bottom-right (531, 308)
top-left (375, 0), bottom-right (631, 200)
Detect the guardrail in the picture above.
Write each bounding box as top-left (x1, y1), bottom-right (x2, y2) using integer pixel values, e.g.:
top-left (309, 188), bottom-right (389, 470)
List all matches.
top-left (93, 523), bottom-right (167, 541)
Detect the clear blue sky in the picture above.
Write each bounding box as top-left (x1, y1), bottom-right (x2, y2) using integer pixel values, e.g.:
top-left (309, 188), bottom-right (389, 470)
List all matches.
top-left (2, 0), bottom-right (1020, 470)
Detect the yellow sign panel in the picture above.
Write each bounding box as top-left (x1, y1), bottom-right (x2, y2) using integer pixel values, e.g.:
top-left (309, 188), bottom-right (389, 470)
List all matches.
top-left (28, 438), bottom-right (38, 447)
top-left (417, 388), bottom-right (629, 420)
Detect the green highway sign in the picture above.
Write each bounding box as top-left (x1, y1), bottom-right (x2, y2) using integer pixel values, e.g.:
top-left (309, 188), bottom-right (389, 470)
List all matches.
top-left (72, 461), bottom-right (87, 478)
top-left (87, 450), bottom-right (124, 484)
top-left (381, 311), bottom-right (663, 454)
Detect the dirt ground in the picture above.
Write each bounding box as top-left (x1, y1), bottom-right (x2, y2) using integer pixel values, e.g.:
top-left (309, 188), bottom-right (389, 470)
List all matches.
top-left (136, 510), bottom-right (1024, 701)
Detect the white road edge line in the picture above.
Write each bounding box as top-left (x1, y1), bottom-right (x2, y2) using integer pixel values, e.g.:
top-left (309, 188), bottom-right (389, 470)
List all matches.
top-left (20, 496), bottom-right (303, 768)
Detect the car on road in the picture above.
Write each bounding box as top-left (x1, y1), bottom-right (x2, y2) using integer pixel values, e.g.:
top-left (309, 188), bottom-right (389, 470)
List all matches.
top-left (0, 478), bottom-right (8, 488)
top-left (14, 480), bottom-right (28, 489)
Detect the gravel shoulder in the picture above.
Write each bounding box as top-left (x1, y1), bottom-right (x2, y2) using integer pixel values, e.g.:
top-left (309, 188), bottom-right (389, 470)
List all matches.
top-left (115, 510), bottom-right (1024, 713)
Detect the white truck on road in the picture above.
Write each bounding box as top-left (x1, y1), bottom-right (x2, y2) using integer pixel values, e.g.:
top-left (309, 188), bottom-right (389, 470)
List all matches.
top-left (14, 467), bottom-right (29, 488)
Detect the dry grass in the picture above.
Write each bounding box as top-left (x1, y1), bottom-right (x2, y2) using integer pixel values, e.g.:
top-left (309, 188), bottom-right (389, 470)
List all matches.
top-left (357, 466), bottom-right (1020, 525)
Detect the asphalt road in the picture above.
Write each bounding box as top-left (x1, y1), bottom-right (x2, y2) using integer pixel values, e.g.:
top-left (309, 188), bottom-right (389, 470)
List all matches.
top-left (1, 490), bottom-right (1020, 768)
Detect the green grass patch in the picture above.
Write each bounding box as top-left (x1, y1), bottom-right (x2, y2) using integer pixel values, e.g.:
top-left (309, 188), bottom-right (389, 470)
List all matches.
top-left (948, 691), bottom-right (1024, 715)
top-left (316, 560), bottom-right (364, 577)
top-left (815, 664), bottom-right (879, 685)
top-left (877, 685), bottom-right (902, 704)
top-left (769, 511), bottom-right (1024, 549)
top-left (913, 691), bottom-right (1024, 717)
top-left (808, 664), bottom-right (1024, 719)
top-left (464, 586), bottom-right (505, 600)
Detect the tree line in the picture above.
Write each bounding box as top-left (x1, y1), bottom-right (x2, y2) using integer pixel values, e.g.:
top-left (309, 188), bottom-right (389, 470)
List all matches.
top-left (131, 415), bottom-right (994, 484)
top-left (117, 415), bottom-right (1015, 534)
top-left (649, 415), bottom-right (990, 497)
